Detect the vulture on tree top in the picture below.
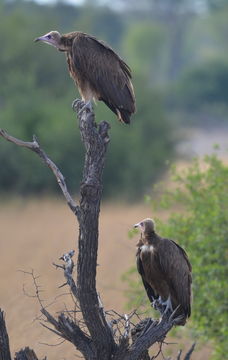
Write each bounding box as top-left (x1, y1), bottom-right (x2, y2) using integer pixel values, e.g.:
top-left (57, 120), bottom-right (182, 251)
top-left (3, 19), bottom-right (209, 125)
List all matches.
top-left (34, 31), bottom-right (136, 124)
top-left (134, 218), bottom-right (192, 325)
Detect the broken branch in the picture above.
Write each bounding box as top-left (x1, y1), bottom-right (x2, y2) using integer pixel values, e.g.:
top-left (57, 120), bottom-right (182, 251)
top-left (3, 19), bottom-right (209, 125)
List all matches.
top-left (0, 129), bottom-right (80, 217)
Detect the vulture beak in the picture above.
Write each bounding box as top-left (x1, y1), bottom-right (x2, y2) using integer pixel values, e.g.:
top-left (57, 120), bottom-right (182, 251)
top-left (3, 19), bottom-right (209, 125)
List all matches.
top-left (134, 221), bottom-right (143, 230)
top-left (34, 34), bottom-right (57, 48)
top-left (34, 36), bottom-right (45, 42)
top-left (134, 221), bottom-right (145, 233)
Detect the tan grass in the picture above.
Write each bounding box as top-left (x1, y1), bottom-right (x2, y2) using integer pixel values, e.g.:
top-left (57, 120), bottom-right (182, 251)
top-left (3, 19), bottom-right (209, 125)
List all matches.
top-left (0, 198), bottom-right (212, 359)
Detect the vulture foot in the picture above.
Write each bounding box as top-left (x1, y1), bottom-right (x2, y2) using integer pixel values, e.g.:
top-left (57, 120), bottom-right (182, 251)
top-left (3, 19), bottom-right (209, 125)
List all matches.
top-left (162, 296), bottom-right (173, 314)
top-left (72, 99), bottom-right (83, 112)
top-left (81, 100), bottom-right (93, 114)
top-left (152, 299), bottom-right (163, 315)
top-left (152, 296), bottom-right (174, 318)
top-left (72, 99), bottom-right (93, 114)
top-left (78, 100), bottom-right (94, 116)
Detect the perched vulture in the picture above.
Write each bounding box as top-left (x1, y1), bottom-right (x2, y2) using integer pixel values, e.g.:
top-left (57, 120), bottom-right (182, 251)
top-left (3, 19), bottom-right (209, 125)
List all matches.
top-left (134, 218), bottom-right (192, 325)
top-left (35, 31), bottom-right (135, 124)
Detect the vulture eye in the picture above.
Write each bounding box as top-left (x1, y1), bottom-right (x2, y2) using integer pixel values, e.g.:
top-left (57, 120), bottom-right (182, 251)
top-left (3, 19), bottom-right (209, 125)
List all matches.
top-left (140, 222), bottom-right (144, 226)
top-left (47, 35), bottom-right (52, 39)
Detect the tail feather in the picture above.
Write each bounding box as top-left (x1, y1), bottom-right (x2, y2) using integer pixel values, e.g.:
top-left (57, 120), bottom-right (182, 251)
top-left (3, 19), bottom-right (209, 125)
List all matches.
top-left (118, 109), bottom-right (131, 124)
top-left (101, 98), bottom-right (133, 124)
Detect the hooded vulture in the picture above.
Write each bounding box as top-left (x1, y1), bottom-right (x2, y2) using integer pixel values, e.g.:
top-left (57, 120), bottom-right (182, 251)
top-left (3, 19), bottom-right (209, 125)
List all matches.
top-left (134, 218), bottom-right (192, 325)
top-left (35, 31), bottom-right (135, 124)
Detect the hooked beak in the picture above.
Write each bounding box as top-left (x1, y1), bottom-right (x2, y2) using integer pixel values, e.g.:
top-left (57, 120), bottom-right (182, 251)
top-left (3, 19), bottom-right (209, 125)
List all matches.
top-left (134, 222), bottom-right (140, 229)
top-left (34, 35), bottom-right (59, 49)
top-left (34, 35), bottom-right (53, 45)
top-left (34, 36), bottom-right (45, 42)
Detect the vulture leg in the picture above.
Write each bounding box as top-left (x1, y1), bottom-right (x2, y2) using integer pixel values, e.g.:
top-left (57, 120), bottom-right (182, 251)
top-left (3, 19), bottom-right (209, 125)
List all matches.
top-left (162, 296), bottom-right (173, 314)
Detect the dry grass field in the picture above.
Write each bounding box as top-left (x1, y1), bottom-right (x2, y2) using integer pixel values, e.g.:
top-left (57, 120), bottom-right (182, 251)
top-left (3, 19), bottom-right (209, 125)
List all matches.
top-left (0, 198), bottom-right (212, 359)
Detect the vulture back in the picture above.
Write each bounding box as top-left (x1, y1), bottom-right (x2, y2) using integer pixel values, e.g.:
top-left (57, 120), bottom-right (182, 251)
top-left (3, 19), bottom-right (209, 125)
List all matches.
top-left (70, 32), bottom-right (136, 123)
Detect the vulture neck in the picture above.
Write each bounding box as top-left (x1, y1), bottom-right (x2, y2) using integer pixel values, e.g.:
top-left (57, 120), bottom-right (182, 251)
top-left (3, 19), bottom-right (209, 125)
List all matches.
top-left (143, 231), bottom-right (159, 246)
top-left (58, 35), bottom-right (74, 52)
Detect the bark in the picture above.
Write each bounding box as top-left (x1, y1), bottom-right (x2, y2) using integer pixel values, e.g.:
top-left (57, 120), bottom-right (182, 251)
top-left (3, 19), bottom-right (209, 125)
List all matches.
top-left (0, 310), bottom-right (11, 360)
top-left (74, 102), bottom-right (115, 359)
top-left (14, 348), bottom-right (39, 360)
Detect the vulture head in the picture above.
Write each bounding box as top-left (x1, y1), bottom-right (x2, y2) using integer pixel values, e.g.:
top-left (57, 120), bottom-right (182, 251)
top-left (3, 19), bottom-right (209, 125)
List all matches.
top-left (34, 31), bottom-right (62, 49)
top-left (134, 218), bottom-right (155, 238)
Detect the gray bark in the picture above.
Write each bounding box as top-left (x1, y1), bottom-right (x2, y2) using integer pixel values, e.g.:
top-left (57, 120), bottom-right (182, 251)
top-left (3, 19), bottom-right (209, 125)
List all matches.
top-left (74, 101), bottom-right (115, 359)
top-left (0, 310), bottom-right (11, 360)
top-left (14, 348), bottom-right (40, 360)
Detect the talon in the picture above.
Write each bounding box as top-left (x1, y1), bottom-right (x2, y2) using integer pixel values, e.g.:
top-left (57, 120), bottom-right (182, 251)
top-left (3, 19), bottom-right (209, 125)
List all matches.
top-left (152, 299), bottom-right (163, 315)
top-left (152, 300), bottom-right (158, 309)
top-left (72, 99), bottom-right (82, 112)
top-left (161, 296), bottom-right (173, 315)
top-left (78, 100), bottom-right (93, 116)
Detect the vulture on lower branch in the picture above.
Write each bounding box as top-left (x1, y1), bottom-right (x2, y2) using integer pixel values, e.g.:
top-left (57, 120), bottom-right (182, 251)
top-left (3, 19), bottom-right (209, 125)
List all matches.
top-left (134, 218), bottom-right (192, 325)
top-left (35, 31), bottom-right (135, 124)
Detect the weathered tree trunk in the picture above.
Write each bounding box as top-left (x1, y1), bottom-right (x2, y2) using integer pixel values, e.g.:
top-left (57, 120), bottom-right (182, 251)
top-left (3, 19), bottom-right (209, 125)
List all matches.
top-left (0, 102), bottom-right (195, 360)
top-left (0, 310), bottom-right (11, 360)
top-left (75, 102), bottom-right (115, 359)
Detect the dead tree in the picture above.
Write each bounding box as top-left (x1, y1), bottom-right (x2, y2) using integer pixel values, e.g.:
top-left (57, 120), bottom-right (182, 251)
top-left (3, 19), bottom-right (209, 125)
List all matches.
top-left (0, 101), bottom-right (194, 360)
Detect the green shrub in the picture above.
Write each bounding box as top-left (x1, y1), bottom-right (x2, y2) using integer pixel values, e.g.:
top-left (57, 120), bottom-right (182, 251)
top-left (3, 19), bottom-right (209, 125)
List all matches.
top-left (125, 154), bottom-right (228, 358)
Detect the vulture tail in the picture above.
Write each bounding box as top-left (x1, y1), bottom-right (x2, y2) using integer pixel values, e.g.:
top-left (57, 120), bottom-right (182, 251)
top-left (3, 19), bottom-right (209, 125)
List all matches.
top-left (101, 98), bottom-right (132, 124)
top-left (118, 109), bottom-right (131, 124)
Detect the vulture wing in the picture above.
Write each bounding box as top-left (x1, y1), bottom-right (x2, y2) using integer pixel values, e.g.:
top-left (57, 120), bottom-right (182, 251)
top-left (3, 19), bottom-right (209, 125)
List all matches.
top-left (158, 238), bottom-right (192, 317)
top-left (71, 33), bottom-right (135, 123)
top-left (136, 248), bottom-right (157, 303)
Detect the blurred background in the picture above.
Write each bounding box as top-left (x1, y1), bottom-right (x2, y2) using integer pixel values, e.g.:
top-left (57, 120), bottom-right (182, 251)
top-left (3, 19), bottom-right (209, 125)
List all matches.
top-left (0, 0), bottom-right (227, 359)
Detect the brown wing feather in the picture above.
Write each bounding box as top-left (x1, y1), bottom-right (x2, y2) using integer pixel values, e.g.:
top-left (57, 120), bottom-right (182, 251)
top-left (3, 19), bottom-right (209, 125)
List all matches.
top-left (139, 245), bottom-right (170, 302)
top-left (158, 238), bottom-right (192, 318)
top-left (71, 33), bottom-right (135, 123)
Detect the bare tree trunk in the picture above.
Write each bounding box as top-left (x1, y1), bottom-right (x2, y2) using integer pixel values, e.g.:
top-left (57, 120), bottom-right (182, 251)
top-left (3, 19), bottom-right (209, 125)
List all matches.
top-left (75, 102), bottom-right (115, 358)
top-left (0, 310), bottom-right (11, 360)
top-left (0, 102), bottom-right (195, 360)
